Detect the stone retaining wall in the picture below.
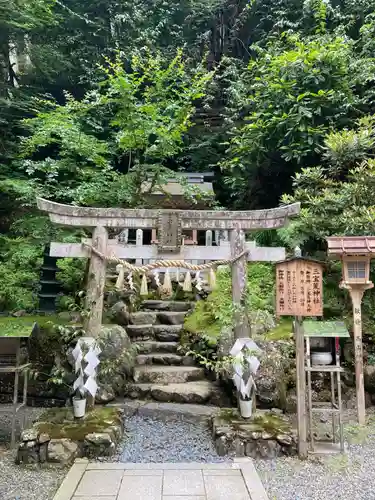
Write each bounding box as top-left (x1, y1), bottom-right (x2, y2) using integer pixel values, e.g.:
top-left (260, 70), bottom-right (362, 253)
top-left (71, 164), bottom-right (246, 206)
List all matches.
top-left (16, 407), bottom-right (124, 465)
top-left (212, 409), bottom-right (297, 459)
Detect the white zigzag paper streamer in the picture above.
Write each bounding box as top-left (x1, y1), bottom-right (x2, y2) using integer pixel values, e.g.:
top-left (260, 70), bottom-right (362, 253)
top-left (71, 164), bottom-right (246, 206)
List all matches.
top-left (72, 338), bottom-right (101, 398)
top-left (230, 338), bottom-right (261, 399)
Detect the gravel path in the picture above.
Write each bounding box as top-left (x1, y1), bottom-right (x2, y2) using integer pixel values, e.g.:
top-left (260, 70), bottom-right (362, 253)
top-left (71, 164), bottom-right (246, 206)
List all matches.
top-left (5, 404), bottom-right (375, 499)
top-left (117, 415), bottom-right (229, 463)
top-left (256, 414), bottom-right (375, 500)
top-left (0, 449), bottom-right (66, 500)
top-left (0, 405), bottom-right (65, 500)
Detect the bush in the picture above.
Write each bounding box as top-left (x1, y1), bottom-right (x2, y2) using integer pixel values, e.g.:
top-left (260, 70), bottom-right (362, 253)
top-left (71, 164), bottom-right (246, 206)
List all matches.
top-left (0, 238), bottom-right (42, 311)
top-left (184, 263), bottom-right (275, 342)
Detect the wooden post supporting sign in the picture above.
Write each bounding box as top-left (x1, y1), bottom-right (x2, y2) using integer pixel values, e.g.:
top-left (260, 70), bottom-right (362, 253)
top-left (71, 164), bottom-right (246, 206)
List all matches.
top-left (276, 254), bottom-right (324, 459)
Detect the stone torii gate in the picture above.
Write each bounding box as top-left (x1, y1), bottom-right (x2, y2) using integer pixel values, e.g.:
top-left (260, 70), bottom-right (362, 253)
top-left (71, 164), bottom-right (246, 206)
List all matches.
top-left (37, 198), bottom-right (300, 338)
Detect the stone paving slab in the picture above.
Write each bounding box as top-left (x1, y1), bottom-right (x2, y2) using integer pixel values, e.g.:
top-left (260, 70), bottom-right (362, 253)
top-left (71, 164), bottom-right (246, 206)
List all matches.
top-left (53, 459), bottom-right (269, 500)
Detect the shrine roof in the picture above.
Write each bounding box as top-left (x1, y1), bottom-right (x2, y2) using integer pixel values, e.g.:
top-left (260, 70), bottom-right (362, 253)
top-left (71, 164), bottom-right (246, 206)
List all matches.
top-left (141, 181), bottom-right (214, 197)
top-left (302, 320), bottom-right (349, 338)
top-left (275, 256), bottom-right (325, 266)
top-left (0, 319), bottom-right (38, 338)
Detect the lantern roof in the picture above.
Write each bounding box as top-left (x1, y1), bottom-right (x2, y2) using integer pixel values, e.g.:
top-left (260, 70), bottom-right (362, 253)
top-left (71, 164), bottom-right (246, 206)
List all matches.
top-left (327, 236), bottom-right (375, 257)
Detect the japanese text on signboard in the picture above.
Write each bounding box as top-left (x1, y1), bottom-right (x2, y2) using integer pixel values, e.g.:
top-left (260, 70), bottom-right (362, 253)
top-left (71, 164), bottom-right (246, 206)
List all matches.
top-left (276, 259), bottom-right (323, 316)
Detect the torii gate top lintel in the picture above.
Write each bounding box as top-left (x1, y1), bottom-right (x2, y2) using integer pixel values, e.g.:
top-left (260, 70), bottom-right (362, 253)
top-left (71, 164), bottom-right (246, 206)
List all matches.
top-left (36, 197), bottom-right (300, 230)
top-left (37, 197), bottom-right (300, 338)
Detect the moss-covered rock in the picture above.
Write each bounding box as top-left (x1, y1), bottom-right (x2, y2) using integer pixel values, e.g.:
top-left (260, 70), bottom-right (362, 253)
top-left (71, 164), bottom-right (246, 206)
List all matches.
top-left (212, 409), bottom-right (297, 458)
top-left (35, 406), bottom-right (122, 441)
top-left (17, 406), bottom-right (124, 464)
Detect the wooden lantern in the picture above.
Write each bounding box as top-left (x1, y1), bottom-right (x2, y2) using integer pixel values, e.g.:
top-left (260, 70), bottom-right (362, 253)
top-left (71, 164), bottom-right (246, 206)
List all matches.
top-left (326, 236), bottom-right (375, 425)
top-left (342, 255), bottom-right (371, 285)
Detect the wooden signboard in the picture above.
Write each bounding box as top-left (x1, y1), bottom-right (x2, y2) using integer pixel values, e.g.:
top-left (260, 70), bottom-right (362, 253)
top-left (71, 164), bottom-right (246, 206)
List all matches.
top-left (276, 258), bottom-right (323, 317)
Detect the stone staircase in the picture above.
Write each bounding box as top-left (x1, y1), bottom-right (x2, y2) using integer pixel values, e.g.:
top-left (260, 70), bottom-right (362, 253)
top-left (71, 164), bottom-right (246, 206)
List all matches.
top-left (125, 300), bottom-right (224, 405)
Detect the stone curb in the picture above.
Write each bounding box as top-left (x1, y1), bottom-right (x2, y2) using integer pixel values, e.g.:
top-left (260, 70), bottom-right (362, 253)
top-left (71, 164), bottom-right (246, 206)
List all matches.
top-left (110, 399), bottom-right (224, 424)
top-left (52, 461), bottom-right (88, 500)
top-left (234, 458), bottom-right (270, 500)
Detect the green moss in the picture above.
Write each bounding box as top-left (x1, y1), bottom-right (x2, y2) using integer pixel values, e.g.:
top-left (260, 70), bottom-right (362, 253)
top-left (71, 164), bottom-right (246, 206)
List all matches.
top-left (216, 409), bottom-right (291, 436)
top-left (35, 407), bottom-right (122, 441)
top-left (184, 300), bottom-right (221, 339)
top-left (249, 413), bottom-right (291, 435)
top-left (0, 315), bottom-right (63, 337)
top-left (184, 263), bottom-right (275, 343)
top-left (216, 408), bottom-right (239, 422)
top-left (264, 318), bottom-right (293, 341)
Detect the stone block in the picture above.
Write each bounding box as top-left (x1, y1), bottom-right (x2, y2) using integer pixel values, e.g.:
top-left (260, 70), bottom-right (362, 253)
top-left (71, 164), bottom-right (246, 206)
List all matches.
top-left (110, 301), bottom-right (130, 325)
top-left (95, 384), bottom-right (116, 404)
top-left (133, 366), bottom-right (204, 384)
top-left (212, 409), bottom-right (296, 459)
top-left (157, 312), bottom-right (186, 325)
top-left (21, 428), bottom-right (38, 442)
top-left (245, 439), bottom-right (280, 459)
top-left (16, 440), bottom-right (39, 464)
top-left (129, 312), bottom-right (157, 325)
top-left (84, 432), bottom-right (116, 457)
top-left (48, 438), bottom-right (78, 465)
top-left (153, 324), bottom-right (182, 342)
top-left (141, 300), bottom-right (192, 312)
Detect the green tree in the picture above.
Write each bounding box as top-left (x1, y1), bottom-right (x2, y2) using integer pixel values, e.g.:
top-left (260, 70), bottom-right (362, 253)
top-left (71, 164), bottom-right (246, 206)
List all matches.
top-left (18, 50), bottom-right (213, 207)
top-left (221, 34), bottom-right (375, 209)
top-left (280, 117), bottom-right (375, 249)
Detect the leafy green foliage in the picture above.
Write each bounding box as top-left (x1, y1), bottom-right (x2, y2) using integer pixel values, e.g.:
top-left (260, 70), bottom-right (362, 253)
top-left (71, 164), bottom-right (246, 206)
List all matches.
top-left (221, 33), bottom-right (375, 208)
top-left (184, 263), bottom-right (275, 341)
top-left (280, 119), bottom-right (375, 247)
top-left (0, 237), bottom-right (42, 311)
top-left (279, 119), bottom-right (375, 335)
top-left (18, 51), bottom-right (212, 207)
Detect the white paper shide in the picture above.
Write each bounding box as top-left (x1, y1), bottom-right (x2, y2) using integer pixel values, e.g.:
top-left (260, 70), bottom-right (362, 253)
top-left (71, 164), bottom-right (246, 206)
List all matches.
top-left (72, 337), bottom-right (101, 399)
top-left (230, 338), bottom-right (261, 403)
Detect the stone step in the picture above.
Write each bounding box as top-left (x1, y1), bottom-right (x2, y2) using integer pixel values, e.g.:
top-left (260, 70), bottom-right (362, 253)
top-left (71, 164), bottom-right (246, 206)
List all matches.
top-left (133, 365), bottom-right (205, 384)
top-left (125, 381), bottom-right (216, 404)
top-left (141, 300), bottom-right (192, 312)
top-left (136, 353), bottom-right (191, 366)
top-left (137, 341), bottom-right (179, 354)
top-left (156, 311), bottom-right (186, 325)
top-left (120, 400), bottom-right (224, 423)
top-left (153, 325), bottom-right (183, 342)
top-left (129, 311), bottom-right (157, 325)
top-left (126, 324), bottom-right (182, 341)
top-left (128, 311), bottom-right (187, 326)
top-left (126, 324), bottom-right (154, 340)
